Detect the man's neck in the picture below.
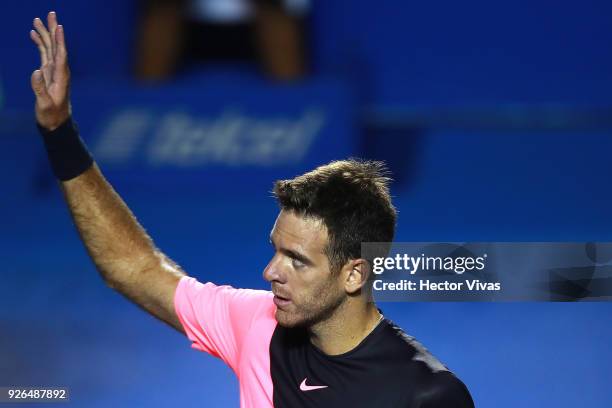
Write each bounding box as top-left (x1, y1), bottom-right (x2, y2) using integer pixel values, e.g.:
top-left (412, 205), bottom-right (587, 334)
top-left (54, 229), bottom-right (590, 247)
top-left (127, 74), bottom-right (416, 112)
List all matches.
top-left (307, 300), bottom-right (382, 356)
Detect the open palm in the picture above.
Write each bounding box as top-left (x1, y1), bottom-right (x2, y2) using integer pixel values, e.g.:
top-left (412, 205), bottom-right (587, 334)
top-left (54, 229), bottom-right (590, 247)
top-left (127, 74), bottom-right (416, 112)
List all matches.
top-left (30, 11), bottom-right (71, 131)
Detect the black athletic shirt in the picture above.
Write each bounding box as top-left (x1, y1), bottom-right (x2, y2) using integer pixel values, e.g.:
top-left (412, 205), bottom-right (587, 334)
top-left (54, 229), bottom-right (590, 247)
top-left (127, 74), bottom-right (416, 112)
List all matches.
top-left (270, 318), bottom-right (474, 407)
top-left (175, 276), bottom-right (475, 407)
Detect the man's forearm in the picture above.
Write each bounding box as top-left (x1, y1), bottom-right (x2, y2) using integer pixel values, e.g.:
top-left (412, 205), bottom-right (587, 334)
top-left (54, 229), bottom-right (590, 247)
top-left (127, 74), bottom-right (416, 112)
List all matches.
top-left (60, 164), bottom-right (185, 328)
top-left (62, 164), bottom-right (156, 284)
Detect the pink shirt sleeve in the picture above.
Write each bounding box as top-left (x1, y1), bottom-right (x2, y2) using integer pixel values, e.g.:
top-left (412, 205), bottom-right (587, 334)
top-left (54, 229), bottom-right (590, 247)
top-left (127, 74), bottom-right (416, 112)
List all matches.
top-left (173, 275), bottom-right (273, 372)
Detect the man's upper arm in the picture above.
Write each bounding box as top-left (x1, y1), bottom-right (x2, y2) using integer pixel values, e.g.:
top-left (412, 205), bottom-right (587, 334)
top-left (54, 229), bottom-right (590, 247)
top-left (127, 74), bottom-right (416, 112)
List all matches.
top-left (107, 252), bottom-right (186, 333)
top-left (173, 276), bottom-right (274, 371)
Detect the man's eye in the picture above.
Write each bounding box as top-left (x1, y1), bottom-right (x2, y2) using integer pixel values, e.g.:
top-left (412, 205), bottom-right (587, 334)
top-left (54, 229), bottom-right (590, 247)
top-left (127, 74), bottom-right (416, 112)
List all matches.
top-left (291, 257), bottom-right (305, 269)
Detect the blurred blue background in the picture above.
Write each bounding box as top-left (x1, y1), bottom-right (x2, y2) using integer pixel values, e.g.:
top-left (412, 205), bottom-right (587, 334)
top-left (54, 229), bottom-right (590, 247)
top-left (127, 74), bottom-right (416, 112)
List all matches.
top-left (1, 0), bottom-right (612, 407)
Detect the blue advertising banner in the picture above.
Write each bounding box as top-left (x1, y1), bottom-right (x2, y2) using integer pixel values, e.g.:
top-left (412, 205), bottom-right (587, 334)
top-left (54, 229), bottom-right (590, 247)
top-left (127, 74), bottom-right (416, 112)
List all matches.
top-left (69, 75), bottom-right (358, 193)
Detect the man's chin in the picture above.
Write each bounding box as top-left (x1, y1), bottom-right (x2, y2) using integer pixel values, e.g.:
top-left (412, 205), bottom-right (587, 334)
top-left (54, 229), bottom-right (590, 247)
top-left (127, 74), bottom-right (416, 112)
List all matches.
top-left (274, 309), bottom-right (307, 328)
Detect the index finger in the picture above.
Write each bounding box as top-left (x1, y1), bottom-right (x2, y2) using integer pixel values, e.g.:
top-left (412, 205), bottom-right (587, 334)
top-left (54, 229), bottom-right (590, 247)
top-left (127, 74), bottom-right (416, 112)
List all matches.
top-left (55, 24), bottom-right (68, 65)
top-left (53, 24), bottom-right (70, 88)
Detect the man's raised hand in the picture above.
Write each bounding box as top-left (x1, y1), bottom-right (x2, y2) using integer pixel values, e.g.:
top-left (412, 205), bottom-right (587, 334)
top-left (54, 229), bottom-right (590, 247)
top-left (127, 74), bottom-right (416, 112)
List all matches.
top-left (30, 11), bottom-right (71, 131)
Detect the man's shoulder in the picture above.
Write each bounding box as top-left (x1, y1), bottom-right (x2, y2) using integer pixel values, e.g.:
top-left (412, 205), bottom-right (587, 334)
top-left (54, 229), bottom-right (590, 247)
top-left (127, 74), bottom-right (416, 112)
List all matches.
top-left (176, 276), bottom-right (276, 320)
top-left (376, 320), bottom-right (474, 407)
top-left (375, 320), bottom-right (448, 372)
top-left (178, 276), bottom-right (273, 300)
top-left (412, 371), bottom-right (475, 407)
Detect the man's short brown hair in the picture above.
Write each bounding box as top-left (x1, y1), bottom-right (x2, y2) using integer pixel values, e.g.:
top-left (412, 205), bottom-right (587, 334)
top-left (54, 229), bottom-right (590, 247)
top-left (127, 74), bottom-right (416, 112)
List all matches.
top-left (273, 159), bottom-right (397, 274)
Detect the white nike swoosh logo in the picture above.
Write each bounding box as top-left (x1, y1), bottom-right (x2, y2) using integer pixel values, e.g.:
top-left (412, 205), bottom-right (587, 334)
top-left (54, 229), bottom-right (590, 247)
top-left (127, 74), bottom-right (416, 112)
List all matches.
top-left (299, 378), bottom-right (328, 391)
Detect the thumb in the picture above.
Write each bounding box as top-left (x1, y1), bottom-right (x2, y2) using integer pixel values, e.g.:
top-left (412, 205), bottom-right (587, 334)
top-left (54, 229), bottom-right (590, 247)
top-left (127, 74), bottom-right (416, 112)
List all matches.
top-left (31, 70), bottom-right (51, 103)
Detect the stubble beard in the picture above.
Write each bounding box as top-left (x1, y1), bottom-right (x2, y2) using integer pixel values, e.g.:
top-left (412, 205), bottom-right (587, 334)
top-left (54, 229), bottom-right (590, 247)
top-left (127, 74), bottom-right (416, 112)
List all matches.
top-left (276, 281), bottom-right (345, 329)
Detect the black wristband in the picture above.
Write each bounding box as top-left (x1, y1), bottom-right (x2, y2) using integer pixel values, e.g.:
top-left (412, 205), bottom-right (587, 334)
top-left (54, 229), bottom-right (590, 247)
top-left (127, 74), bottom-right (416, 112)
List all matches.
top-left (37, 117), bottom-right (94, 181)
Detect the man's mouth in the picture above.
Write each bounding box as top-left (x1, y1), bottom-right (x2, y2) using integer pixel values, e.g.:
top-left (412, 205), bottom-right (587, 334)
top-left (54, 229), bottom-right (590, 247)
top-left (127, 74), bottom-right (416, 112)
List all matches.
top-left (273, 293), bottom-right (292, 308)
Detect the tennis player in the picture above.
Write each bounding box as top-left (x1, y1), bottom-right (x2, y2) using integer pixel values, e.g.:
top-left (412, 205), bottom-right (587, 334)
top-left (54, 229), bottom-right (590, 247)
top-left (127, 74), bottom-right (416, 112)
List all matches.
top-left (30, 12), bottom-right (474, 407)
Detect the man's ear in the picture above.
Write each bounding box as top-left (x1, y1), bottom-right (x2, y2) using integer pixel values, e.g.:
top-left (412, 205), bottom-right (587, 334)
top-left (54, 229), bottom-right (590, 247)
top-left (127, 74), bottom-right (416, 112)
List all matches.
top-left (343, 259), bottom-right (370, 295)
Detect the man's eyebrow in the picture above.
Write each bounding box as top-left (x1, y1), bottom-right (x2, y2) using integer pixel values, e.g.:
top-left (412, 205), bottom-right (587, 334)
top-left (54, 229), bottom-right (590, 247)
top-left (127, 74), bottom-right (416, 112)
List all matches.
top-left (269, 234), bottom-right (314, 266)
top-left (282, 248), bottom-right (313, 265)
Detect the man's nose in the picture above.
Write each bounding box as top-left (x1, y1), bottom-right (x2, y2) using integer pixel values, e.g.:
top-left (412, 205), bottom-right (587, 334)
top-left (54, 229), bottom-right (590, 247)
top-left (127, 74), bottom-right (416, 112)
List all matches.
top-left (263, 256), bottom-right (285, 283)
